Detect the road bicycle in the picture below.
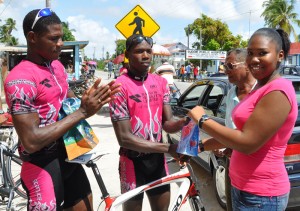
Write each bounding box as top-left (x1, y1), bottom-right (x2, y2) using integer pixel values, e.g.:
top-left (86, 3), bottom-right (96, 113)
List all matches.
top-left (0, 119), bottom-right (26, 210)
top-left (68, 146), bottom-right (205, 211)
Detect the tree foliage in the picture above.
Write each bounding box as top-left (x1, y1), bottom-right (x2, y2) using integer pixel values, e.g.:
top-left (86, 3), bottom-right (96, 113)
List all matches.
top-left (115, 39), bottom-right (126, 56)
top-left (261, 0), bottom-right (300, 41)
top-left (62, 21), bottom-right (76, 41)
top-left (185, 14), bottom-right (247, 51)
top-left (0, 18), bottom-right (19, 46)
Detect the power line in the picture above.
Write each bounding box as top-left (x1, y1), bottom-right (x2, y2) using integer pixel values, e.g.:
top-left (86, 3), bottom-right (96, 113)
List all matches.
top-left (0, 0), bottom-right (12, 17)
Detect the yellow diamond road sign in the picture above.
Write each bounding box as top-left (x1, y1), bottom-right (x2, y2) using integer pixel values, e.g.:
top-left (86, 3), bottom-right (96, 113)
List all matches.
top-left (115, 5), bottom-right (160, 39)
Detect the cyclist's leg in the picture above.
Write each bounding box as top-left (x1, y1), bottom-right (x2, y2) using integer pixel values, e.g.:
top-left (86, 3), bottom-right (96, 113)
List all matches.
top-left (145, 153), bottom-right (170, 211)
top-left (62, 162), bottom-right (92, 211)
top-left (147, 189), bottom-right (170, 211)
top-left (119, 155), bottom-right (143, 211)
top-left (21, 157), bottom-right (64, 211)
top-left (58, 142), bottom-right (92, 210)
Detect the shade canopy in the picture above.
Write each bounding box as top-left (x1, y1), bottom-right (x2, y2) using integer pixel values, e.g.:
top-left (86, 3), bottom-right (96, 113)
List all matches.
top-left (152, 44), bottom-right (171, 56)
top-left (113, 54), bottom-right (125, 64)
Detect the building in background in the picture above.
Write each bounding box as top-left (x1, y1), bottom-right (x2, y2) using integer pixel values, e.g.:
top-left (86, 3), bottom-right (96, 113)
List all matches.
top-left (162, 42), bottom-right (188, 69)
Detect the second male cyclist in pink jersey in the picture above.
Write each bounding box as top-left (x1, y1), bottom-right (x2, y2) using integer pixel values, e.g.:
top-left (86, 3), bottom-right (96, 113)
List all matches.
top-left (109, 34), bottom-right (188, 211)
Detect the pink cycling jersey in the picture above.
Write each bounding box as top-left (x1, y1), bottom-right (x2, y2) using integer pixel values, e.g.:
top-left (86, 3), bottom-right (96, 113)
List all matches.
top-left (230, 77), bottom-right (298, 196)
top-left (109, 73), bottom-right (170, 193)
top-left (110, 73), bottom-right (170, 143)
top-left (5, 60), bottom-right (68, 159)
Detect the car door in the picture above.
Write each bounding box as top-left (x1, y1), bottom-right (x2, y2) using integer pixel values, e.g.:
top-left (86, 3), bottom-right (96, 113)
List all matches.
top-left (168, 79), bottom-right (230, 171)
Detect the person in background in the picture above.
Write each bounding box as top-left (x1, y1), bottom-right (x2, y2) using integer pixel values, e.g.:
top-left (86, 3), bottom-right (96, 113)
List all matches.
top-left (0, 57), bottom-right (4, 113)
top-left (210, 64), bottom-right (226, 77)
top-left (185, 63), bottom-right (192, 82)
top-left (89, 63), bottom-right (96, 76)
top-left (188, 28), bottom-right (296, 210)
top-left (109, 34), bottom-right (187, 211)
top-left (4, 8), bottom-right (120, 210)
top-left (107, 60), bottom-right (114, 79)
top-left (193, 65), bottom-right (199, 82)
top-left (155, 59), bottom-right (176, 83)
top-left (180, 64), bottom-right (185, 82)
top-left (155, 59), bottom-right (179, 98)
top-left (119, 61), bottom-right (129, 76)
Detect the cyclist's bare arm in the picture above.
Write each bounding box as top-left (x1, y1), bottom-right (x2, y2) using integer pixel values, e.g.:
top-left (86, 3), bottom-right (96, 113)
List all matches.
top-left (162, 105), bottom-right (187, 133)
top-left (112, 120), bottom-right (170, 154)
top-left (12, 79), bottom-right (120, 153)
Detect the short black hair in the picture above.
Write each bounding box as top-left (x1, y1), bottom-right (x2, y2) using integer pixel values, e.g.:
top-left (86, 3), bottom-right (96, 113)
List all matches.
top-left (161, 59), bottom-right (168, 63)
top-left (126, 34), bottom-right (141, 51)
top-left (249, 28), bottom-right (290, 60)
top-left (23, 8), bottom-right (61, 37)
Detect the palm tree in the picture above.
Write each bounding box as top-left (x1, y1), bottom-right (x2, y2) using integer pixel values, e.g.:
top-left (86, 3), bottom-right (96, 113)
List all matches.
top-left (4, 18), bottom-right (17, 35)
top-left (0, 18), bottom-right (18, 45)
top-left (261, 0), bottom-right (300, 41)
top-left (62, 21), bottom-right (76, 41)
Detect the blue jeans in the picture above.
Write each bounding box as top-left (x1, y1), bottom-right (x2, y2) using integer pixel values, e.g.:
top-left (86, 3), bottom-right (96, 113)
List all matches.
top-left (231, 186), bottom-right (289, 211)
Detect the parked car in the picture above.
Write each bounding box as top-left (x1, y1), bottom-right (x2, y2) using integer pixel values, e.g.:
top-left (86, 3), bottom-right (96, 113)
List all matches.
top-left (166, 76), bottom-right (300, 209)
top-left (280, 65), bottom-right (300, 76)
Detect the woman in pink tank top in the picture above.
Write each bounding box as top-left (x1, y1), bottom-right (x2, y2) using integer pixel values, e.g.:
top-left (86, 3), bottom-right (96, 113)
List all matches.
top-left (188, 28), bottom-right (297, 210)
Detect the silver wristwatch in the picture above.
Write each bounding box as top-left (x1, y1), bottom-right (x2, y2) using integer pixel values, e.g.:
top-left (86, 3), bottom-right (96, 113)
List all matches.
top-left (198, 114), bottom-right (210, 129)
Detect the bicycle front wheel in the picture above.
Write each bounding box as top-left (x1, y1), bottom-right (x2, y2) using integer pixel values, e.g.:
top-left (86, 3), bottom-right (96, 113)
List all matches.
top-left (6, 144), bottom-right (27, 199)
top-left (189, 195), bottom-right (205, 211)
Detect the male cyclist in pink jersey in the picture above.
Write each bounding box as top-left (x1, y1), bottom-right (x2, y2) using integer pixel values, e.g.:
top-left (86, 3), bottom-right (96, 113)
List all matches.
top-left (4, 8), bottom-right (119, 211)
top-left (109, 34), bottom-right (188, 211)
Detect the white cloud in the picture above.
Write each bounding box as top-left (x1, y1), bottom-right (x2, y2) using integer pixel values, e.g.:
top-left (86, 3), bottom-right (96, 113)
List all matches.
top-left (67, 15), bottom-right (117, 59)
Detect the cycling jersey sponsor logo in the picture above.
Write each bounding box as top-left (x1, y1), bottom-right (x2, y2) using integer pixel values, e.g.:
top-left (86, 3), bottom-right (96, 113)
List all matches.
top-left (129, 94), bottom-right (142, 102)
top-left (40, 78), bottom-right (52, 88)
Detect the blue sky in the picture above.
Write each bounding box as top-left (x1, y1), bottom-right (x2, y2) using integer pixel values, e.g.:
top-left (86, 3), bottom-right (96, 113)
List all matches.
top-left (1, 0), bottom-right (300, 59)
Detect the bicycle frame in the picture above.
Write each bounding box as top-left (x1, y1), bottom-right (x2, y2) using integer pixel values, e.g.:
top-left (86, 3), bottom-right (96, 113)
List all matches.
top-left (85, 158), bottom-right (204, 211)
top-left (0, 142), bottom-right (20, 210)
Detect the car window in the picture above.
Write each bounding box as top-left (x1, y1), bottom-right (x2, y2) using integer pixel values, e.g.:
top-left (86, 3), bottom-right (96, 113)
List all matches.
top-left (203, 85), bottom-right (224, 116)
top-left (292, 81), bottom-right (300, 104)
top-left (185, 86), bottom-right (207, 100)
top-left (181, 85), bottom-right (208, 109)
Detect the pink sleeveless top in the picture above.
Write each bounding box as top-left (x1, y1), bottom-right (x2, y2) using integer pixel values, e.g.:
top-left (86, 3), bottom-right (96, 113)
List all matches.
top-left (230, 77), bottom-right (297, 196)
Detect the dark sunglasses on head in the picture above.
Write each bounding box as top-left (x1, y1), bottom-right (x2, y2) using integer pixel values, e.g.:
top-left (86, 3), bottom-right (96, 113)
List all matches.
top-left (126, 35), bottom-right (153, 51)
top-left (224, 62), bottom-right (244, 72)
top-left (31, 8), bottom-right (53, 30)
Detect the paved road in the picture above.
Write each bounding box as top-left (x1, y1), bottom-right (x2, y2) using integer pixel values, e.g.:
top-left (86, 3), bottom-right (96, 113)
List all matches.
top-left (0, 70), bottom-right (223, 211)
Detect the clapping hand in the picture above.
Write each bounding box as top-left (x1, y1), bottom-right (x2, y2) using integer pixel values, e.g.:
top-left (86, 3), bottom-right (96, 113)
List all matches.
top-left (79, 78), bottom-right (121, 118)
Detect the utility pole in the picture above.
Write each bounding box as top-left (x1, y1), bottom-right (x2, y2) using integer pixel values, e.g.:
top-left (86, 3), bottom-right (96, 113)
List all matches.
top-left (93, 47), bottom-right (96, 60)
top-left (46, 0), bottom-right (51, 7)
top-left (249, 10), bottom-right (252, 38)
top-left (102, 46), bottom-right (104, 60)
top-left (199, 29), bottom-right (202, 70)
top-left (187, 25), bottom-right (190, 49)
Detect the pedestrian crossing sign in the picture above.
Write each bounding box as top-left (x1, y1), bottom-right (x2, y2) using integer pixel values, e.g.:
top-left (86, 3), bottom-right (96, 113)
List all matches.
top-left (115, 5), bottom-right (160, 39)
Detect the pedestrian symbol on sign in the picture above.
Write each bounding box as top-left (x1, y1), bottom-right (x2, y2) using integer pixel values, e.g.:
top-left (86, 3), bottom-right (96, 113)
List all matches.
top-left (115, 5), bottom-right (160, 39)
top-left (129, 12), bottom-right (145, 35)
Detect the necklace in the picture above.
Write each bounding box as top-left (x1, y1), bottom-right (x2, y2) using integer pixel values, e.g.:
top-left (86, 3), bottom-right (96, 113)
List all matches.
top-left (250, 80), bottom-right (257, 92)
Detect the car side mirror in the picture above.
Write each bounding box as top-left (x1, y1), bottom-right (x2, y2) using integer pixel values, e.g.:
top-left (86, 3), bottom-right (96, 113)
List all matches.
top-left (170, 98), bottom-right (178, 106)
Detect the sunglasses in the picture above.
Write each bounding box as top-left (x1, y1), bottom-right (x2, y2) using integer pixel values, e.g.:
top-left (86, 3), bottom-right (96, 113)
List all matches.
top-left (224, 62), bottom-right (244, 72)
top-left (31, 8), bottom-right (53, 30)
top-left (126, 36), bottom-right (153, 51)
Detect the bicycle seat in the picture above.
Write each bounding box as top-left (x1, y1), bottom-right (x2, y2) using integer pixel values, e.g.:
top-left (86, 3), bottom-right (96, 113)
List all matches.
top-left (66, 144), bottom-right (109, 164)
